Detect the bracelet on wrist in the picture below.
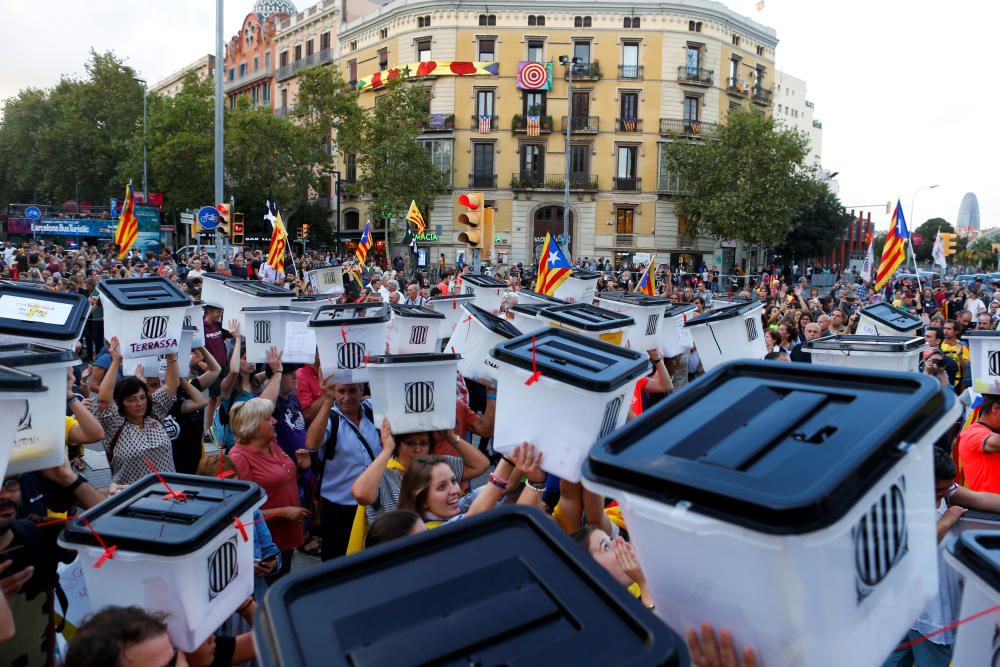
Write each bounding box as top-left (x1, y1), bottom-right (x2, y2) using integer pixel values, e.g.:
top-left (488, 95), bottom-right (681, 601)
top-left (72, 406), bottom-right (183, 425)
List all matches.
top-left (486, 393), bottom-right (497, 400)
top-left (488, 472), bottom-right (509, 490)
top-left (67, 395), bottom-right (79, 405)
top-left (524, 479), bottom-right (546, 493)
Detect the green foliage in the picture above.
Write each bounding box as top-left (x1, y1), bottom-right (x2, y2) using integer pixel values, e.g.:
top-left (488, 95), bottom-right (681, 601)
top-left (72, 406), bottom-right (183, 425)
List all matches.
top-left (0, 50), bottom-right (143, 203)
top-left (912, 218), bottom-right (953, 263)
top-left (772, 180), bottom-right (852, 260)
top-left (662, 108), bottom-right (813, 247)
top-left (295, 73), bottom-right (447, 240)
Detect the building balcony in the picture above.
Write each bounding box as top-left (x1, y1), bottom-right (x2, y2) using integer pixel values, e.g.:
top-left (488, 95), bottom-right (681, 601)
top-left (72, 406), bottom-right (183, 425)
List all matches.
top-left (612, 176), bottom-right (641, 192)
top-left (726, 77), bottom-right (751, 98)
top-left (422, 114), bottom-right (455, 132)
top-left (677, 65), bottom-right (714, 86)
top-left (615, 233), bottom-right (637, 249)
top-left (564, 60), bottom-right (602, 81)
top-left (618, 64), bottom-right (644, 80)
top-left (276, 48), bottom-right (335, 82)
top-left (659, 117), bottom-right (718, 138)
top-left (469, 173), bottom-right (497, 188)
top-left (561, 116), bottom-right (599, 133)
top-left (657, 173), bottom-right (689, 195)
top-left (753, 86), bottom-right (774, 106)
top-left (224, 65), bottom-right (273, 94)
top-left (512, 114), bottom-right (554, 133)
top-left (616, 118), bottom-right (643, 133)
top-left (470, 114), bottom-right (499, 133)
top-left (510, 173), bottom-right (599, 191)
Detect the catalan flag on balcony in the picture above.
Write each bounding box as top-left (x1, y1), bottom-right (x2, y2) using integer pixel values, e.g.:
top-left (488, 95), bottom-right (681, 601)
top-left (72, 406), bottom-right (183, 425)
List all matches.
top-left (636, 256), bottom-right (656, 296)
top-left (689, 119), bottom-right (701, 134)
top-left (526, 115), bottom-right (540, 137)
top-left (534, 232), bottom-right (573, 296)
top-left (114, 181), bottom-right (138, 258)
top-left (479, 114), bottom-right (492, 133)
top-left (622, 118), bottom-right (638, 132)
top-left (406, 200), bottom-right (426, 236)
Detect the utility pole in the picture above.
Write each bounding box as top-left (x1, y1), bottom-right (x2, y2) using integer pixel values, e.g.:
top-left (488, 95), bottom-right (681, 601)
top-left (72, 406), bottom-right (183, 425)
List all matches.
top-left (214, 0), bottom-right (226, 269)
top-left (558, 56), bottom-right (578, 260)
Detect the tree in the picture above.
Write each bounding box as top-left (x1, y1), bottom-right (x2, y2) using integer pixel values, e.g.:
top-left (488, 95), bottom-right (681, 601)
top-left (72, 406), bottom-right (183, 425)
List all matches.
top-left (772, 180), bottom-right (851, 261)
top-left (662, 108), bottom-right (812, 248)
top-left (912, 218), bottom-right (953, 263)
top-left (224, 96), bottom-right (330, 234)
top-left (119, 72), bottom-right (214, 221)
top-left (294, 70), bottom-right (448, 242)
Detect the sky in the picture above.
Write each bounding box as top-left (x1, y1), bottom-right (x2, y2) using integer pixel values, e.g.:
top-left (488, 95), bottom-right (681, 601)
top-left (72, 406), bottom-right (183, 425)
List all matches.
top-left (0, 0), bottom-right (996, 232)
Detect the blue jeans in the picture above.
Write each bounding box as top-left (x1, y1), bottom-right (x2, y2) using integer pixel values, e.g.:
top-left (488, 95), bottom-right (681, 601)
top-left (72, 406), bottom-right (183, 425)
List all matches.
top-left (881, 629), bottom-right (953, 667)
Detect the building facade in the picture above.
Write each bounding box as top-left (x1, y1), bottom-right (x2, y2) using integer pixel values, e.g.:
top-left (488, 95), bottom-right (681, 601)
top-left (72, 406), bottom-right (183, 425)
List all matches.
top-left (152, 55), bottom-right (216, 98)
top-left (224, 0), bottom-right (299, 110)
top-left (774, 69), bottom-right (822, 167)
top-left (333, 0), bottom-right (778, 270)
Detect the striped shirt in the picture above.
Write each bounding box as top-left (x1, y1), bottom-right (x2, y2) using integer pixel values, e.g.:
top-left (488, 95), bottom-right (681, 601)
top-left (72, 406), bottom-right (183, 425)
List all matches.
top-left (366, 455), bottom-right (463, 524)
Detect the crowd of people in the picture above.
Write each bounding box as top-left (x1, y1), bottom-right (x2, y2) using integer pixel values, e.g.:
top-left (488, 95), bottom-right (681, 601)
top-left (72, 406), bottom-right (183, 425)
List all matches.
top-left (0, 236), bottom-right (998, 666)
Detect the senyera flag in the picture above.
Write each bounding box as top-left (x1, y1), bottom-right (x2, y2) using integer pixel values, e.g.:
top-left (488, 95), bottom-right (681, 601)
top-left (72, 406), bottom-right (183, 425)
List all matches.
top-left (534, 232), bottom-right (573, 296)
top-left (874, 199), bottom-right (908, 291)
top-left (406, 200), bottom-right (426, 236)
top-left (635, 255), bottom-right (657, 296)
top-left (265, 195), bottom-right (288, 275)
top-left (114, 182), bottom-right (139, 258)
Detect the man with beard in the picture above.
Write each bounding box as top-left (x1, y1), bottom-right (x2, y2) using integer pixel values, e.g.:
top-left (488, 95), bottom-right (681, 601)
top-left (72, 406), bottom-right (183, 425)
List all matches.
top-left (0, 460), bottom-right (105, 666)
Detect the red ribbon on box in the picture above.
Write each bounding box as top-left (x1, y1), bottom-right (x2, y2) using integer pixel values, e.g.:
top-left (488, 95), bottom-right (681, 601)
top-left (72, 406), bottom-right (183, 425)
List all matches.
top-left (81, 515), bottom-right (117, 568)
top-left (525, 336), bottom-right (542, 386)
top-left (144, 457), bottom-right (188, 502)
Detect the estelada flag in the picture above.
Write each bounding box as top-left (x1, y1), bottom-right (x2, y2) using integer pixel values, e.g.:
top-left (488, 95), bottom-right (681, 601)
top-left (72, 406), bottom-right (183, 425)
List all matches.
top-left (534, 232), bottom-right (573, 296)
top-left (265, 195), bottom-right (287, 275)
top-left (874, 200), bottom-right (908, 291)
top-left (114, 182), bottom-right (139, 258)
top-left (635, 256), bottom-right (656, 296)
top-left (355, 221), bottom-right (373, 266)
top-left (406, 200), bottom-right (426, 236)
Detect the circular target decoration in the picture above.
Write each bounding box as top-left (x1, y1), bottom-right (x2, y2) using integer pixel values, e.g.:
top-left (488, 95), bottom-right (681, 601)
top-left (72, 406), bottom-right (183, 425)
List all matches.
top-left (518, 62), bottom-right (549, 89)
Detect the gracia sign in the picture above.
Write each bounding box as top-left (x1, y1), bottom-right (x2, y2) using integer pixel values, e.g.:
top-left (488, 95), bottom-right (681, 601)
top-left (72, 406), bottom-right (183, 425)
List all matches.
top-left (415, 232), bottom-right (439, 241)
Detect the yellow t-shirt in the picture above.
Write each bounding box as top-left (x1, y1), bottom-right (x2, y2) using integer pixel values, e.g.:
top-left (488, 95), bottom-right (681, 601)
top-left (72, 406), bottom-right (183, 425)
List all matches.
top-left (941, 341), bottom-right (969, 387)
top-left (65, 415), bottom-right (77, 443)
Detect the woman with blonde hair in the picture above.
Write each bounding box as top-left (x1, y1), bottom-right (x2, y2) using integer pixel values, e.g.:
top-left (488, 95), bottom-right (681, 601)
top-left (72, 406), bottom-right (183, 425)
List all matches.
top-left (228, 397), bottom-right (311, 579)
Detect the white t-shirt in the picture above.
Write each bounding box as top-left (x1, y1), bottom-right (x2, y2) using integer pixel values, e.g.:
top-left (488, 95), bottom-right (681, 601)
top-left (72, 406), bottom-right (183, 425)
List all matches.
top-left (187, 268), bottom-right (205, 279)
top-left (965, 297), bottom-right (986, 318)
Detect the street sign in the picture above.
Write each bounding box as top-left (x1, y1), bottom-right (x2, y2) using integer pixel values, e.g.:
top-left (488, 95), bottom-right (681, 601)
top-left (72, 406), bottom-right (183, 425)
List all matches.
top-left (24, 206), bottom-right (41, 220)
top-left (179, 212), bottom-right (195, 225)
top-left (197, 206), bottom-right (220, 230)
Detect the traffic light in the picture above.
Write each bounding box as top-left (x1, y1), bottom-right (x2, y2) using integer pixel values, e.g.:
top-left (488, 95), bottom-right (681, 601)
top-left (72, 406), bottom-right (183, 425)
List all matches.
top-left (216, 203), bottom-right (231, 235)
top-left (940, 232), bottom-right (956, 256)
top-left (301, 224), bottom-right (310, 239)
top-left (231, 221), bottom-right (245, 246)
top-left (457, 192), bottom-right (484, 248)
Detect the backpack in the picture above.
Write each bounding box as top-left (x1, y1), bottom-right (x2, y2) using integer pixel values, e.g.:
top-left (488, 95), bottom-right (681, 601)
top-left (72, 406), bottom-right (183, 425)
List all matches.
top-left (313, 403), bottom-right (376, 480)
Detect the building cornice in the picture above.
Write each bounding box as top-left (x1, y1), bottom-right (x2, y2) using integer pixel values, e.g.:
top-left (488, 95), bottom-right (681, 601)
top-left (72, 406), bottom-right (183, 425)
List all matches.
top-left (338, 0), bottom-right (777, 48)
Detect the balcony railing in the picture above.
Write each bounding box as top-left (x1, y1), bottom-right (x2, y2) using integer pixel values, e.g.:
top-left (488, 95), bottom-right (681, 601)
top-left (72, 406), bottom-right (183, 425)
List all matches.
top-left (753, 86), bottom-right (774, 105)
top-left (659, 118), bottom-right (719, 138)
top-left (726, 77), bottom-right (751, 97)
top-left (512, 114), bottom-right (554, 133)
top-left (616, 118), bottom-right (643, 133)
top-left (618, 64), bottom-right (644, 80)
top-left (613, 176), bottom-right (641, 192)
top-left (422, 114), bottom-right (455, 131)
top-left (470, 114), bottom-right (499, 132)
top-left (561, 116), bottom-right (599, 133)
top-left (677, 65), bottom-right (714, 86)
top-left (657, 172), bottom-right (688, 194)
top-left (276, 48), bottom-right (335, 81)
top-left (510, 173), bottom-right (599, 191)
top-left (615, 233), bottom-right (637, 249)
top-left (224, 65), bottom-right (273, 93)
top-left (469, 173), bottom-right (497, 188)
top-left (563, 60), bottom-right (602, 81)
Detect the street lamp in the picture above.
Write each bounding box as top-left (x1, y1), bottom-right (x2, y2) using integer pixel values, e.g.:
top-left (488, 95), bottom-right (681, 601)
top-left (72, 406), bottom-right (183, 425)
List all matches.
top-left (133, 77), bottom-right (148, 203)
top-left (558, 55), bottom-right (580, 260)
top-left (908, 184), bottom-right (939, 293)
top-left (333, 169), bottom-right (342, 258)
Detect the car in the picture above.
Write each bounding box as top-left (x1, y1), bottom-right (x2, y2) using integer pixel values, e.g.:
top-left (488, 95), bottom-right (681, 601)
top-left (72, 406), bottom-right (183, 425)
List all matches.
top-left (917, 270), bottom-right (942, 287)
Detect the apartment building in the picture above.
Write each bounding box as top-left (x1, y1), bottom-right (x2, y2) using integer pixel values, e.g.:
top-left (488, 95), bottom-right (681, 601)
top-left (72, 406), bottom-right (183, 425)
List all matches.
top-left (151, 55), bottom-right (216, 98)
top-left (332, 0), bottom-right (778, 269)
top-left (774, 69), bottom-right (822, 168)
top-left (223, 0), bottom-right (299, 110)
